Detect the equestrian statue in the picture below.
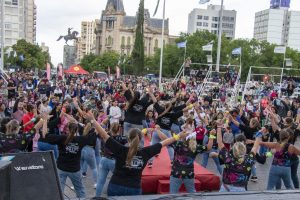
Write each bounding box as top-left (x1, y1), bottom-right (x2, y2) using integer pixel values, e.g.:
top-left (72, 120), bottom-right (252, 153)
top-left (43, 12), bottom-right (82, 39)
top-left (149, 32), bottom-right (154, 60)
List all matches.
top-left (57, 28), bottom-right (79, 45)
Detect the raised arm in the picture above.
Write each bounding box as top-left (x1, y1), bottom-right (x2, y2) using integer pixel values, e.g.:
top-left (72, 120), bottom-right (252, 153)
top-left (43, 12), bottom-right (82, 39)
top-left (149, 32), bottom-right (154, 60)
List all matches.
top-left (160, 131), bottom-right (189, 147)
top-left (216, 126), bottom-right (224, 150)
top-left (86, 111), bottom-right (110, 142)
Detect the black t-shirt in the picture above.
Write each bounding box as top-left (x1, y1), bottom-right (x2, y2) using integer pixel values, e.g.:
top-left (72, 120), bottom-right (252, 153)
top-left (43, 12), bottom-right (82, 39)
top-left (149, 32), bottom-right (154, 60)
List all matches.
top-left (170, 141), bottom-right (208, 178)
top-left (0, 131), bottom-right (35, 154)
top-left (154, 103), bottom-right (183, 130)
top-left (105, 137), bottom-right (162, 188)
top-left (101, 135), bottom-right (128, 159)
top-left (7, 82), bottom-right (16, 96)
top-left (124, 91), bottom-right (152, 125)
top-left (40, 134), bottom-right (96, 172)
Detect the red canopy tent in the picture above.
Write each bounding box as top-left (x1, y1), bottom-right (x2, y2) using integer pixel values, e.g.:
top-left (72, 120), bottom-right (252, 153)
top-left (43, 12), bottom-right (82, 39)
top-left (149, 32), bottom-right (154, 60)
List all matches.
top-left (64, 65), bottom-right (89, 75)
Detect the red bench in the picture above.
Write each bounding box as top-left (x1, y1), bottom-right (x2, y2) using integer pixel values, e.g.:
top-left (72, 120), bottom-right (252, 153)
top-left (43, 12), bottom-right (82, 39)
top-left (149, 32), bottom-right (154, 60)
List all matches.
top-left (157, 179), bottom-right (202, 194)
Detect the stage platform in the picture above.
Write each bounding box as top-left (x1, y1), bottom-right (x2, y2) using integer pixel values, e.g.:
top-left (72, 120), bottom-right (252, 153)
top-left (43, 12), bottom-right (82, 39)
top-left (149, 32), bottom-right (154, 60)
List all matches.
top-left (108, 190), bottom-right (300, 200)
top-left (141, 138), bottom-right (220, 194)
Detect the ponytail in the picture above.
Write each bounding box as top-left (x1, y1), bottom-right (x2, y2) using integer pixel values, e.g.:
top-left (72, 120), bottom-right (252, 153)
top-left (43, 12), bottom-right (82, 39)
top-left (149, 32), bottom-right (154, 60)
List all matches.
top-left (126, 129), bottom-right (142, 167)
top-left (65, 122), bottom-right (78, 145)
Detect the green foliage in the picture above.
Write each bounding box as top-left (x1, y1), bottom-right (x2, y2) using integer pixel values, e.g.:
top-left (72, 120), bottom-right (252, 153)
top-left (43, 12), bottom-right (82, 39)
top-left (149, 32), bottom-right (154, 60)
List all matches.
top-left (145, 31), bottom-right (300, 80)
top-left (131, 0), bottom-right (145, 75)
top-left (80, 51), bottom-right (120, 73)
top-left (6, 39), bottom-right (51, 69)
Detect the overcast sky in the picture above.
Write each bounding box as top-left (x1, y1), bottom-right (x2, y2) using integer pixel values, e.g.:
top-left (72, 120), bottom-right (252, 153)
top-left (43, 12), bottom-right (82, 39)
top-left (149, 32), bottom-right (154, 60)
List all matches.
top-left (35, 0), bottom-right (300, 66)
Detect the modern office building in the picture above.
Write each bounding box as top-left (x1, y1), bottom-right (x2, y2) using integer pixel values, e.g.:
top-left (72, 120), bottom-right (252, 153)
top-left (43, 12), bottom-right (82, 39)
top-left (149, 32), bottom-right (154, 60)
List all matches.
top-left (0, 0), bottom-right (37, 47)
top-left (95, 0), bottom-right (175, 56)
top-left (254, 0), bottom-right (300, 51)
top-left (187, 4), bottom-right (237, 39)
top-left (76, 20), bottom-right (97, 61)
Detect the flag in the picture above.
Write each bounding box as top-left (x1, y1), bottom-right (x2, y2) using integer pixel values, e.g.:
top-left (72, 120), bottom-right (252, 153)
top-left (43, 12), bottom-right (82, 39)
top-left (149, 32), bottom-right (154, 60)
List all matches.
top-left (199, 0), bottom-right (210, 4)
top-left (274, 46), bottom-right (286, 54)
top-left (232, 47), bottom-right (242, 55)
top-left (202, 44), bottom-right (213, 51)
top-left (177, 41), bottom-right (187, 48)
top-left (153, 0), bottom-right (160, 17)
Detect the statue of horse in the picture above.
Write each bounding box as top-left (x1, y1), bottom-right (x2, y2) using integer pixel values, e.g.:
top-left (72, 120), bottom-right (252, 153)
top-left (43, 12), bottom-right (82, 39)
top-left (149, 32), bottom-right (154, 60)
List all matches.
top-left (57, 29), bottom-right (79, 45)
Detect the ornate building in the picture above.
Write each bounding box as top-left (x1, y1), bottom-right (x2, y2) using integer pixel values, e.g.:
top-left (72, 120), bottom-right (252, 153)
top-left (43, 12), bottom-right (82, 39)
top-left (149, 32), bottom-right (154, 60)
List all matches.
top-left (95, 0), bottom-right (175, 57)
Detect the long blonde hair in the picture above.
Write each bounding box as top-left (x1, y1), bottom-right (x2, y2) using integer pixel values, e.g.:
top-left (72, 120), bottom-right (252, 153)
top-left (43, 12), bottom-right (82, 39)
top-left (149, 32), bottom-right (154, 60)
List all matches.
top-left (188, 138), bottom-right (197, 153)
top-left (6, 120), bottom-right (20, 135)
top-left (232, 142), bottom-right (247, 163)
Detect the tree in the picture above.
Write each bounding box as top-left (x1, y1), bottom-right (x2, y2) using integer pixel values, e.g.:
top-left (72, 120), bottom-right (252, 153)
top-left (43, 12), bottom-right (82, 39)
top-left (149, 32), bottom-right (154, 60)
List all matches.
top-left (79, 53), bottom-right (97, 72)
top-left (131, 0), bottom-right (144, 75)
top-left (80, 51), bottom-right (120, 73)
top-left (7, 39), bottom-right (51, 69)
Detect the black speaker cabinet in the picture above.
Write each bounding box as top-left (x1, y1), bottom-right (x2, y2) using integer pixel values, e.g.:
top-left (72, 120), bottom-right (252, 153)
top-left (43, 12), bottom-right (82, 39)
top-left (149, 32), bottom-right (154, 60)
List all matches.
top-left (0, 161), bottom-right (11, 200)
top-left (1, 151), bottom-right (63, 200)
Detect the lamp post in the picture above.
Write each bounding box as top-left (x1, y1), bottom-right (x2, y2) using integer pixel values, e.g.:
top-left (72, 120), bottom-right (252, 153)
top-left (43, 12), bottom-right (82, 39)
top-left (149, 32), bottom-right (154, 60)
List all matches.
top-left (200, 0), bottom-right (224, 72)
top-left (158, 0), bottom-right (166, 90)
top-left (1, 0), bottom-right (5, 71)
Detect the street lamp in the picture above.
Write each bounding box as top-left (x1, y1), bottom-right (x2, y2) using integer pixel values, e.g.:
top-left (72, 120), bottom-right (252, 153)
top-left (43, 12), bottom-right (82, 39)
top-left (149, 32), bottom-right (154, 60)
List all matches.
top-left (200, 0), bottom-right (224, 72)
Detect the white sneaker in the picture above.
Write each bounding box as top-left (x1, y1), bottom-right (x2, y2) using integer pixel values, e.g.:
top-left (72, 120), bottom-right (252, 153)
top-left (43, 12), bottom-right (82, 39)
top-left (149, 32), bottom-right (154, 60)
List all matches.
top-left (93, 184), bottom-right (97, 189)
top-left (70, 186), bottom-right (74, 190)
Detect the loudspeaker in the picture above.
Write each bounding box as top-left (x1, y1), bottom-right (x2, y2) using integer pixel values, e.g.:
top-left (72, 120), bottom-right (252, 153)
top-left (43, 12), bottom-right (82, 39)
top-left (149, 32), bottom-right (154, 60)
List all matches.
top-left (0, 161), bottom-right (11, 200)
top-left (1, 151), bottom-right (63, 200)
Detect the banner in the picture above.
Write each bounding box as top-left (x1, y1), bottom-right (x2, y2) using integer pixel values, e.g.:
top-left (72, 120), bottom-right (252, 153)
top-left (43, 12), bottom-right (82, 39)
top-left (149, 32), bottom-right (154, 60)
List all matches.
top-left (46, 63), bottom-right (51, 80)
top-left (108, 66), bottom-right (111, 76)
top-left (116, 66), bottom-right (121, 79)
top-left (202, 44), bottom-right (213, 51)
top-left (58, 64), bottom-right (63, 77)
top-left (274, 46), bottom-right (286, 54)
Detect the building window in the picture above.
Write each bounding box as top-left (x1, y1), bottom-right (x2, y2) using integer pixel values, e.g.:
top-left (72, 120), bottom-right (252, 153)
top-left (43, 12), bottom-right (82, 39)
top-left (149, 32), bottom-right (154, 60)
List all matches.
top-left (127, 37), bottom-right (131, 45)
top-left (155, 39), bottom-right (158, 48)
top-left (121, 36), bottom-right (125, 46)
top-left (197, 15), bottom-right (203, 20)
top-left (203, 16), bottom-right (209, 20)
top-left (197, 22), bottom-right (202, 26)
top-left (212, 17), bottom-right (219, 22)
top-left (211, 23), bottom-right (218, 28)
top-left (12, 0), bottom-right (18, 5)
top-left (107, 36), bottom-right (112, 46)
top-left (203, 22), bottom-right (209, 27)
top-left (222, 23), bottom-right (234, 29)
top-left (106, 20), bottom-right (114, 29)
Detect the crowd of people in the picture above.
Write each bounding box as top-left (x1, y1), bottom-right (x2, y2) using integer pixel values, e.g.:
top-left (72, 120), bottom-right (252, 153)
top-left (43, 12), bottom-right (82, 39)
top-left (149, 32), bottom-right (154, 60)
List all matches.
top-left (0, 70), bottom-right (300, 199)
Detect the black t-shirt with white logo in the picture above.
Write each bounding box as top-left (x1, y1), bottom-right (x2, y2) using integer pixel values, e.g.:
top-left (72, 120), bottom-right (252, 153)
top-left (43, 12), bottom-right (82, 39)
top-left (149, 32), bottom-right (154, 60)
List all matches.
top-left (40, 134), bottom-right (97, 172)
top-left (105, 137), bottom-right (162, 188)
top-left (154, 103), bottom-right (183, 130)
top-left (124, 90), bottom-right (152, 125)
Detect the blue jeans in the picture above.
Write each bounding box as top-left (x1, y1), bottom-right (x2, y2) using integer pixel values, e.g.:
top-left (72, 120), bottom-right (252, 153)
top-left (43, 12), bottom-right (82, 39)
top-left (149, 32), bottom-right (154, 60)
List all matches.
top-left (150, 128), bottom-right (174, 161)
top-left (219, 184), bottom-right (246, 192)
top-left (95, 157), bottom-right (115, 197)
top-left (276, 159), bottom-right (299, 189)
top-left (123, 122), bottom-right (144, 147)
top-left (80, 146), bottom-right (98, 184)
top-left (171, 123), bottom-right (181, 134)
top-left (201, 136), bottom-right (222, 174)
top-left (107, 183), bottom-right (142, 196)
top-left (170, 176), bottom-right (196, 194)
top-left (82, 139), bottom-right (101, 173)
top-left (58, 169), bottom-right (86, 198)
top-left (38, 141), bottom-right (58, 159)
top-left (267, 165), bottom-right (292, 190)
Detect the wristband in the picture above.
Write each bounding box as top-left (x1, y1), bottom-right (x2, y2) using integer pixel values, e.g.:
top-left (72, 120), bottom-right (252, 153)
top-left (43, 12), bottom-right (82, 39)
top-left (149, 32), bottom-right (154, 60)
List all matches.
top-left (209, 135), bottom-right (216, 139)
top-left (90, 120), bottom-right (95, 124)
top-left (188, 104), bottom-right (194, 109)
top-left (173, 134), bottom-right (180, 141)
top-left (142, 128), bottom-right (148, 135)
top-left (30, 118), bottom-right (36, 123)
top-left (266, 152), bottom-right (273, 158)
